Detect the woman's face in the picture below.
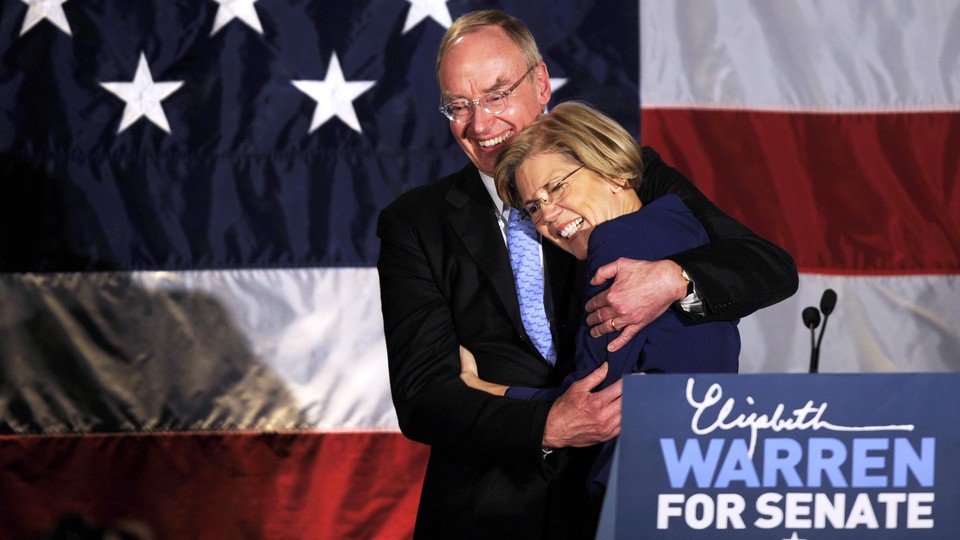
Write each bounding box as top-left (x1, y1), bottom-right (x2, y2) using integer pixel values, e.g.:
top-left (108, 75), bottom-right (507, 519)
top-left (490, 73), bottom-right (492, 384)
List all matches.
top-left (515, 152), bottom-right (637, 260)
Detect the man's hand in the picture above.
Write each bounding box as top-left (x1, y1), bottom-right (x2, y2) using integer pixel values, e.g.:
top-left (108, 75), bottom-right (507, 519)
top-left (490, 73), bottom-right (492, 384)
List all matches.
top-left (585, 258), bottom-right (687, 352)
top-left (542, 363), bottom-right (621, 449)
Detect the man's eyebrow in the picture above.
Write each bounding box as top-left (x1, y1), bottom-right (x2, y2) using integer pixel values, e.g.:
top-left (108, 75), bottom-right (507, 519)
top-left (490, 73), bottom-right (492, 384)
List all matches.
top-left (440, 90), bottom-right (462, 103)
top-left (483, 74), bottom-right (512, 94)
top-left (440, 74), bottom-right (512, 104)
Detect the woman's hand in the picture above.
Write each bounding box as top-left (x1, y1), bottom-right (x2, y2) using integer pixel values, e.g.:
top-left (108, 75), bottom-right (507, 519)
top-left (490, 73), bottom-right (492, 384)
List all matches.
top-left (459, 346), bottom-right (508, 396)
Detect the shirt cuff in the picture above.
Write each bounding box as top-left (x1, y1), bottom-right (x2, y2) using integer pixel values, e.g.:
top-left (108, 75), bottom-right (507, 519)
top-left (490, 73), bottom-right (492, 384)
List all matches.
top-left (677, 269), bottom-right (704, 314)
top-left (678, 290), bottom-right (704, 314)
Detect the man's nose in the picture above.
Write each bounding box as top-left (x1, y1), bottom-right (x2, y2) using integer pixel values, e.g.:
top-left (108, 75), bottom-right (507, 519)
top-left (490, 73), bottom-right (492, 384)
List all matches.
top-left (470, 105), bottom-right (497, 133)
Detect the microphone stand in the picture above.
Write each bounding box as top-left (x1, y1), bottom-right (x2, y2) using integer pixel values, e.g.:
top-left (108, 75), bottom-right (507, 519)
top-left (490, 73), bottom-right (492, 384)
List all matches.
top-left (802, 307), bottom-right (821, 373)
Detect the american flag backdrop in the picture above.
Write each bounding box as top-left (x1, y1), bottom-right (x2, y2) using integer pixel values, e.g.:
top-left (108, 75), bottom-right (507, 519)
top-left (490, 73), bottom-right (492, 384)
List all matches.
top-left (0, 0), bottom-right (957, 538)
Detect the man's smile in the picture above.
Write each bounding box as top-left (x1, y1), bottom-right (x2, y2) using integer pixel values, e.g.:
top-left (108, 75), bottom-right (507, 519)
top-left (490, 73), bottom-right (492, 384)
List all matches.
top-left (477, 130), bottom-right (512, 148)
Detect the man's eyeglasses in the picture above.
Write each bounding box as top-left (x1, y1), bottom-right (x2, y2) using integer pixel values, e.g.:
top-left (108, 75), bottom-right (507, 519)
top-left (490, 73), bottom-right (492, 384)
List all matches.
top-left (521, 166), bottom-right (584, 223)
top-left (439, 64), bottom-right (537, 123)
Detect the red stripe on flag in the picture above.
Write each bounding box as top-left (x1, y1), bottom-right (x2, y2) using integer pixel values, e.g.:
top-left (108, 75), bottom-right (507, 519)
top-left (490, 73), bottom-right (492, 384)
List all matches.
top-left (641, 108), bottom-right (960, 273)
top-left (0, 431), bottom-right (428, 539)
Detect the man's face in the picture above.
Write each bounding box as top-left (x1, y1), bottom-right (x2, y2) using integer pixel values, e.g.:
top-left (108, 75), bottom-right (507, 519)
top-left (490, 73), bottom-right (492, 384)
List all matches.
top-left (438, 26), bottom-right (551, 176)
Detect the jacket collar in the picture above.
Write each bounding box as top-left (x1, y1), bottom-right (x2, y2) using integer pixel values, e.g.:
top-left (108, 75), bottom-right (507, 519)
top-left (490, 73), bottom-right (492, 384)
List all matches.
top-left (443, 164), bottom-right (524, 333)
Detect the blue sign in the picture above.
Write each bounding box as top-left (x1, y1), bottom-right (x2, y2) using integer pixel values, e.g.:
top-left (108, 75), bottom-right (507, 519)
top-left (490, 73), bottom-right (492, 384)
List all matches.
top-left (598, 373), bottom-right (960, 539)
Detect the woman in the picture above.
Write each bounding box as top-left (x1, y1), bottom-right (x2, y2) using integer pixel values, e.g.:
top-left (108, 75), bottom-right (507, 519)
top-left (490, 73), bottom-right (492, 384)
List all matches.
top-left (461, 101), bottom-right (740, 503)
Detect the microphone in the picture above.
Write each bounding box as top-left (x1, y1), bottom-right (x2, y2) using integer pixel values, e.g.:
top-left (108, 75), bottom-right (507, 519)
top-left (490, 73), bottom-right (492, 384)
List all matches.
top-left (812, 289), bottom-right (837, 372)
top-left (802, 289), bottom-right (837, 373)
top-left (802, 307), bottom-right (821, 373)
top-left (820, 289), bottom-right (837, 316)
top-left (802, 307), bottom-right (821, 330)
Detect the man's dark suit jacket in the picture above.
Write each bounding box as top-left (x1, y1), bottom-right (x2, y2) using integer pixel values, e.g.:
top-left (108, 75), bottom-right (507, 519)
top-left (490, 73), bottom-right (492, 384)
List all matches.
top-left (376, 147), bottom-right (798, 539)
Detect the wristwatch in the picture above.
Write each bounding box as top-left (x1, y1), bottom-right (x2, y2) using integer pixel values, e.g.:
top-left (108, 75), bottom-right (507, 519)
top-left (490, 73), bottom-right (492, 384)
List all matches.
top-left (680, 268), bottom-right (694, 296)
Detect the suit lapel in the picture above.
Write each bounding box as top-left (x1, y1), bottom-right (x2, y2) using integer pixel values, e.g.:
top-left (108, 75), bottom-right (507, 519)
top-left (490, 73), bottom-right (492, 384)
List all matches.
top-left (443, 165), bottom-right (525, 333)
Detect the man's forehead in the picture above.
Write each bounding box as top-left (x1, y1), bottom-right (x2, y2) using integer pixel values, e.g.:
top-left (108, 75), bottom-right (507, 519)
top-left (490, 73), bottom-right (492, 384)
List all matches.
top-left (439, 28), bottom-right (524, 82)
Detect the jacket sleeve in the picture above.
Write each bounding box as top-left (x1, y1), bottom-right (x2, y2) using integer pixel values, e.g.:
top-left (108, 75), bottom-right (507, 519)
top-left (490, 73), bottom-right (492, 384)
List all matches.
top-left (640, 146), bottom-right (799, 320)
top-left (376, 201), bottom-right (552, 466)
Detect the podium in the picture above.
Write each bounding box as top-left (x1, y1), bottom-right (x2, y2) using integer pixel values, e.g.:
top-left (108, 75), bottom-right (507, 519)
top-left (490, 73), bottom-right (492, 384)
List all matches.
top-left (597, 373), bottom-right (960, 539)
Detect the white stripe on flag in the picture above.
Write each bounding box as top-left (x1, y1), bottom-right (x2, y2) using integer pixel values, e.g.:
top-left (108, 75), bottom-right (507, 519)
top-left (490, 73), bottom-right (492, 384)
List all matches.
top-left (740, 274), bottom-right (960, 373)
top-left (641, 0), bottom-right (960, 111)
top-left (139, 270), bottom-right (960, 388)
top-left (134, 268), bottom-right (397, 430)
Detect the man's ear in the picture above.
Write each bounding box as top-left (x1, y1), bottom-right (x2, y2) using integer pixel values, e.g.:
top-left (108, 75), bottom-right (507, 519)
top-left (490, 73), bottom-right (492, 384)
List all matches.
top-left (535, 62), bottom-right (552, 108)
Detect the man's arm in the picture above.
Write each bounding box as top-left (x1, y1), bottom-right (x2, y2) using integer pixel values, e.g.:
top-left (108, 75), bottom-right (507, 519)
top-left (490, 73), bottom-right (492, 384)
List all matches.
top-left (460, 346), bottom-right (623, 447)
top-left (586, 147), bottom-right (798, 349)
top-left (378, 202), bottom-right (618, 462)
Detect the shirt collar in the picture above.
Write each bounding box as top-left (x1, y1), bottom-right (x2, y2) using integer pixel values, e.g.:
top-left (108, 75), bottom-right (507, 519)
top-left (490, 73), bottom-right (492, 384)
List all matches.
top-left (478, 170), bottom-right (508, 215)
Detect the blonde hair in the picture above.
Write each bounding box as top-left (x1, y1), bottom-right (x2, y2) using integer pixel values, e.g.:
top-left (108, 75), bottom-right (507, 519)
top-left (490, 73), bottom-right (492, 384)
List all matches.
top-left (436, 10), bottom-right (542, 82)
top-left (495, 101), bottom-right (644, 208)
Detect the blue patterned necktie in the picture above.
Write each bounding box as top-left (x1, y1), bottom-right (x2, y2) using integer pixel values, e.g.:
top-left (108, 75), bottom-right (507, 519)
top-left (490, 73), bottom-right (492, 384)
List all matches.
top-left (506, 208), bottom-right (556, 365)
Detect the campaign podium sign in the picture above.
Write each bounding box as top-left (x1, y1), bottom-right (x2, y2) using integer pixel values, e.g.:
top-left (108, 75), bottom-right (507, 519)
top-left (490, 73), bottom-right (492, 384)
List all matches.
top-left (597, 373), bottom-right (960, 539)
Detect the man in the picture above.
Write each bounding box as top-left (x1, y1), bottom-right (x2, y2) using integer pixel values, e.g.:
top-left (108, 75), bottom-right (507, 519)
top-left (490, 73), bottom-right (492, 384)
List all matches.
top-left (377, 9), bottom-right (797, 539)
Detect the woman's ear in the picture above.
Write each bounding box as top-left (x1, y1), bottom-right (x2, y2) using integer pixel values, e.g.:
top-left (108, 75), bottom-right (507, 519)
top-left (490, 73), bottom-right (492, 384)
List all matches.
top-left (607, 178), bottom-right (629, 193)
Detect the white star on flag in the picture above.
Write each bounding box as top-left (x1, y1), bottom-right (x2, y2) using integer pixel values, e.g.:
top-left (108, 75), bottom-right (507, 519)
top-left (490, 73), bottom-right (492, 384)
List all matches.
top-left (210, 0), bottom-right (263, 35)
top-left (100, 52), bottom-right (185, 134)
top-left (550, 78), bottom-right (568, 94)
top-left (544, 79), bottom-right (568, 112)
top-left (402, 0), bottom-right (452, 34)
top-left (783, 532), bottom-right (806, 540)
top-left (19, 0), bottom-right (72, 36)
top-left (292, 53), bottom-right (375, 134)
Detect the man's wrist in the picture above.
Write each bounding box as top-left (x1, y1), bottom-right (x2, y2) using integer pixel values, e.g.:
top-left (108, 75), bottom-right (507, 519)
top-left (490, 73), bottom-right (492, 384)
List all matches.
top-left (677, 266), bottom-right (705, 315)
